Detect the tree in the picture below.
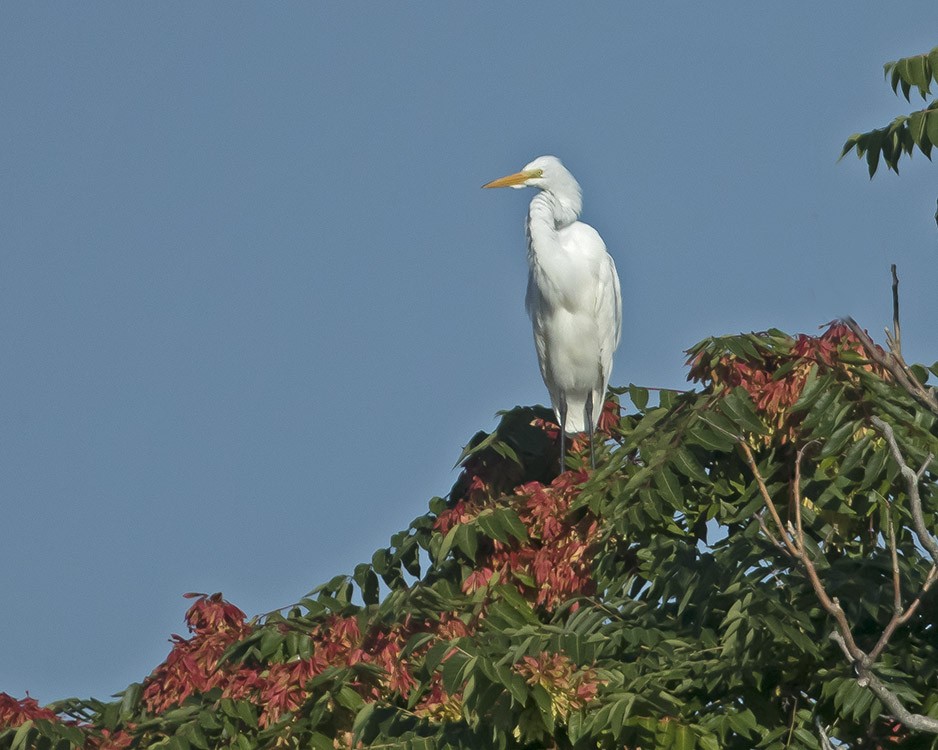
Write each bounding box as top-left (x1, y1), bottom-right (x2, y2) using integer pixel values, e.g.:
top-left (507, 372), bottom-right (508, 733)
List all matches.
top-left (2, 316), bottom-right (938, 750)
top-left (841, 45), bottom-right (938, 177)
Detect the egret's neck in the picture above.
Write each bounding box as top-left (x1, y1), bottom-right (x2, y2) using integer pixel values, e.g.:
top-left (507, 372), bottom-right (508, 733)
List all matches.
top-left (525, 188), bottom-right (581, 257)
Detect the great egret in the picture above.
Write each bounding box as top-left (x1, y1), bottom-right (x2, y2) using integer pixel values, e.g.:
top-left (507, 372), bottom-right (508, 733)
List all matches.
top-left (484, 155), bottom-right (622, 470)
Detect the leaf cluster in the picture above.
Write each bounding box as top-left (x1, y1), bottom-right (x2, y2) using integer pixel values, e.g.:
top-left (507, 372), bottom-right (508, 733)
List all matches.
top-left (841, 46), bottom-right (938, 176)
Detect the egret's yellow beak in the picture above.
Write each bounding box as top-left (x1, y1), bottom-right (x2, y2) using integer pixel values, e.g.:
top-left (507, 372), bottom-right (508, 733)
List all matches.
top-left (482, 169), bottom-right (541, 189)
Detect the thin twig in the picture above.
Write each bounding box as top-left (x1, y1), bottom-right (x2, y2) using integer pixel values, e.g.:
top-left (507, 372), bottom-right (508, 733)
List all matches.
top-left (888, 514), bottom-right (902, 615)
top-left (793, 443), bottom-right (818, 554)
top-left (784, 695), bottom-right (799, 749)
top-left (740, 443), bottom-right (799, 558)
top-left (814, 717), bottom-right (835, 750)
top-left (888, 264), bottom-right (902, 358)
top-left (753, 510), bottom-right (790, 556)
top-left (868, 513), bottom-right (905, 663)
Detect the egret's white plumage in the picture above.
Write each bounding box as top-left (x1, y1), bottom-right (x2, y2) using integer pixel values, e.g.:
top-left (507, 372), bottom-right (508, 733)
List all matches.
top-left (484, 155), bottom-right (622, 465)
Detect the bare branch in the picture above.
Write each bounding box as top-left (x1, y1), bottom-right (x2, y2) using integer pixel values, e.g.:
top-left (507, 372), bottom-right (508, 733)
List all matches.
top-left (843, 316), bottom-right (938, 418)
top-left (830, 632), bottom-right (938, 734)
top-left (896, 565), bottom-right (938, 627)
top-left (742, 442), bottom-right (864, 659)
top-left (747, 433), bottom-right (938, 735)
top-left (865, 672), bottom-right (938, 734)
top-left (871, 416), bottom-right (938, 564)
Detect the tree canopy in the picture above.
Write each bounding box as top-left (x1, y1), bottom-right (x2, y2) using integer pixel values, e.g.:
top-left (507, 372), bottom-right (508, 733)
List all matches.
top-left (3, 318), bottom-right (938, 750)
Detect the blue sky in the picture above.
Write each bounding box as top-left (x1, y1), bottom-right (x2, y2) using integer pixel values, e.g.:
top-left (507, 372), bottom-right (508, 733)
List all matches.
top-left (2, 4), bottom-right (937, 703)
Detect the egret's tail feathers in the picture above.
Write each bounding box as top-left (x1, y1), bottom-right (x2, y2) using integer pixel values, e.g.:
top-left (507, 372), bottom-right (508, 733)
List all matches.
top-left (555, 389), bottom-right (604, 434)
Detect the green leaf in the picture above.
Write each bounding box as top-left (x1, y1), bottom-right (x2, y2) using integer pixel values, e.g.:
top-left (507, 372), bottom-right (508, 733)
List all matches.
top-left (672, 723), bottom-right (696, 750)
top-left (910, 109), bottom-right (929, 147)
top-left (688, 422), bottom-right (736, 452)
top-left (309, 732), bottom-right (334, 750)
top-left (436, 524), bottom-right (460, 562)
top-left (494, 584), bottom-right (537, 622)
top-left (866, 137), bottom-right (881, 177)
top-left (10, 721), bottom-right (33, 750)
top-left (654, 467), bottom-right (684, 509)
top-left (181, 723), bottom-right (209, 750)
top-left (235, 700), bottom-right (257, 728)
top-left (911, 363), bottom-right (930, 384)
top-left (531, 684), bottom-right (555, 733)
top-left (119, 682), bottom-right (142, 718)
top-left (361, 569), bottom-right (379, 605)
top-left (371, 548), bottom-right (390, 575)
top-left (820, 419), bottom-right (859, 457)
top-left (424, 640), bottom-right (453, 674)
top-left (910, 54), bottom-right (931, 97)
top-left (792, 726), bottom-right (820, 746)
top-left (720, 388), bottom-right (765, 435)
top-left (610, 695), bottom-right (636, 735)
top-left (454, 523), bottom-right (478, 560)
top-left (476, 509), bottom-right (511, 543)
top-left (629, 384), bottom-right (650, 411)
top-left (442, 653), bottom-right (470, 693)
top-left (336, 685), bottom-right (365, 712)
top-left (498, 508), bottom-right (529, 542)
top-left (671, 445), bottom-right (709, 483)
top-left (351, 702), bottom-right (375, 744)
top-left (926, 110), bottom-right (938, 152)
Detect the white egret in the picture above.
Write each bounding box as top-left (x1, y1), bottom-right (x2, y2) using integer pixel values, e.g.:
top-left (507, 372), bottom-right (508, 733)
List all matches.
top-left (484, 156), bottom-right (622, 470)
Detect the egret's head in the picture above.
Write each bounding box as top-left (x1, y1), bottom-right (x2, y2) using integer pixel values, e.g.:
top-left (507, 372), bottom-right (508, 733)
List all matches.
top-left (483, 155), bottom-right (582, 217)
top-left (483, 155), bottom-right (570, 190)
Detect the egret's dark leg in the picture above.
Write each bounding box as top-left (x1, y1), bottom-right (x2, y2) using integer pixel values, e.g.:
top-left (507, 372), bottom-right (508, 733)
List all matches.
top-left (559, 397), bottom-right (568, 473)
top-left (585, 392), bottom-right (595, 470)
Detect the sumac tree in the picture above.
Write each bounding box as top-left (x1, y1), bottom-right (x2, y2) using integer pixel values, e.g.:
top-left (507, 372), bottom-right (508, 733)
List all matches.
top-left (3, 320), bottom-right (938, 750)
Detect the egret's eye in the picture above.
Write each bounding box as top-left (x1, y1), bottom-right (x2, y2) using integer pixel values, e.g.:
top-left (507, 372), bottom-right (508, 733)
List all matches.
top-left (532, 169), bottom-right (544, 178)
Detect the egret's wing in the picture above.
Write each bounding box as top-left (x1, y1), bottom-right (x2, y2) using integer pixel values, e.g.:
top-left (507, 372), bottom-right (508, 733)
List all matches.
top-left (556, 221), bottom-right (622, 391)
top-left (524, 273), bottom-right (550, 384)
top-left (595, 252), bottom-right (622, 387)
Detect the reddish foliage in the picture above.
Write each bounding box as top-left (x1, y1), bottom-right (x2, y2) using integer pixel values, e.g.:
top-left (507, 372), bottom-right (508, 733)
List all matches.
top-left (512, 475), bottom-right (599, 609)
top-left (597, 396), bottom-right (621, 434)
top-left (437, 469), bottom-right (598, 611)
top-left (532, 417), bottom-right (560, 441)
top-left (8, 399), bottom-right (609, 737)
top-left (532, 397), bottom-right (620, 466)
top-left (141, 593), bottom-right (252, 714)
top-left (413, 672), bottom-right (463, 721)
top-left (515, 651), bottom-right (601, 717)
top-left (687, 322), bottom-right (885, 442)
top-left (133, 586), bottom-right (483, 730)
top-left (0, 692), bottom-right (60, 729)
top-left (87, 729), bottom-right (135, 750)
